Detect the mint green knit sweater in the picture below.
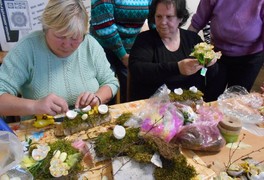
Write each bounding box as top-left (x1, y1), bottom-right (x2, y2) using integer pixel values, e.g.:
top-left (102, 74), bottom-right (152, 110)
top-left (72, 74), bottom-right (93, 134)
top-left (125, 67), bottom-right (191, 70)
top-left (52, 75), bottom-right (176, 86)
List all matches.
top-left (0, 31), bottom-right (119, 106)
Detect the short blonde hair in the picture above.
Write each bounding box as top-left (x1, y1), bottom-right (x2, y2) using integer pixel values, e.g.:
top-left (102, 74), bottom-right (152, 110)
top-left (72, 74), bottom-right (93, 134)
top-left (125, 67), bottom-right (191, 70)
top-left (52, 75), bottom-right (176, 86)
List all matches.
top-left (42, 0), bottom-right (88, 37)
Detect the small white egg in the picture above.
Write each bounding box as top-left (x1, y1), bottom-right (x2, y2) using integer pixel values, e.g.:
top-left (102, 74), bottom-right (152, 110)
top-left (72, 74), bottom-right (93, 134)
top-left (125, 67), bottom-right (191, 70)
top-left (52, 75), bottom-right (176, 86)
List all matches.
top-left (174, 88), bottom-right (183, 95)
top-left (82, 105), bottom-right (91, 112)
top-left (189, 86), bottom-right (198, 93)
top-left (66, 110), bottom-right (78, 119)
top-left (98, 104), bottom-right (109, 114)
top-left (113, 125), bottom-right (126, 139)
top-left (81, 114), bottom-right (88, 120)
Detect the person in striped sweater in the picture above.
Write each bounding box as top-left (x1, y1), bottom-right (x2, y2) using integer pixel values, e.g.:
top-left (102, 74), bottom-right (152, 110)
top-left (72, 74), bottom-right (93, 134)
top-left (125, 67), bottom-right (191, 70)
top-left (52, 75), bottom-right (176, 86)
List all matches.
top-left (90, 0), bottom-right (152, 103)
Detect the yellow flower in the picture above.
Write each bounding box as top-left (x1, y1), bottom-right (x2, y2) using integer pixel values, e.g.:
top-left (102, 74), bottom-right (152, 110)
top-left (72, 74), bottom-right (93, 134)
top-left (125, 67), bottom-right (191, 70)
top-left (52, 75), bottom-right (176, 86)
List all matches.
top-left (190, 42), bottom-right (222, 66)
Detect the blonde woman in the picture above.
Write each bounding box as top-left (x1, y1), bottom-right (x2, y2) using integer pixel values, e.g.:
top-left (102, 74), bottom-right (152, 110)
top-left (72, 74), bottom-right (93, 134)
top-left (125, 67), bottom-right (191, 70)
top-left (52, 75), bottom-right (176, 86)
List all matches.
top-left (0, 0), bottom-right (119, 120)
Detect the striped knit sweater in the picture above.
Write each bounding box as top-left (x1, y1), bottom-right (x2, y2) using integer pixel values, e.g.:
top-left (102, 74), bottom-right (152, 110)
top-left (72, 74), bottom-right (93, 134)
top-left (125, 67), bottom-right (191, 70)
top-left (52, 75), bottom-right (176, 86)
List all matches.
top-left (90, 0), bottom-right (152, 60)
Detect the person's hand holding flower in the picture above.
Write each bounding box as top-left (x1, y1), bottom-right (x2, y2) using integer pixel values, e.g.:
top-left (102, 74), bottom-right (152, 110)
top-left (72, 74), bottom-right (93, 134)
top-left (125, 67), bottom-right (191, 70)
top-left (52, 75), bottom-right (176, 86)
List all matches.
top-left (190, 42), bottom-right (221, 76)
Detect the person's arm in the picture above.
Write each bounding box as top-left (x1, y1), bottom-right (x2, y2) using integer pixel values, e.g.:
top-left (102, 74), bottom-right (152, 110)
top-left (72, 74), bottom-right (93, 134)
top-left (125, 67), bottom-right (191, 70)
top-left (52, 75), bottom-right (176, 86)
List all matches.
top-left (0, 93), bottom-right (68, 116)
top-left (188, 0), bottom-right (215, 32)
top-left (90, 0), bottom-right (126, 60)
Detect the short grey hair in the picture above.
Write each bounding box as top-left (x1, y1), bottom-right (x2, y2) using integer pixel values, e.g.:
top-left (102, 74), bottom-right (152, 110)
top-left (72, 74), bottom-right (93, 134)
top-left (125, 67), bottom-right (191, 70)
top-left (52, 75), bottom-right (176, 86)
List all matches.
top-left (42, 0), bottom-right (88, 37)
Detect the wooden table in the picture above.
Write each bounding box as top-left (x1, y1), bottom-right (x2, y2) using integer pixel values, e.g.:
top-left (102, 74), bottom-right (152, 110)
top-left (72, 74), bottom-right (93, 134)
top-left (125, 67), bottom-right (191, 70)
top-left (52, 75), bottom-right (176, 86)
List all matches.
top-left (9, 100), bottom-right (264, 179)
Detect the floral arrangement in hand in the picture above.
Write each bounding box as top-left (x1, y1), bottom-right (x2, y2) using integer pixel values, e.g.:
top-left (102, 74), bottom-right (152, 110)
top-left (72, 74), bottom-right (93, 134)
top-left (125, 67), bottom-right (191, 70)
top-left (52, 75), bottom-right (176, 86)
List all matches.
top-left (190, 42), bottom-right (222, 67)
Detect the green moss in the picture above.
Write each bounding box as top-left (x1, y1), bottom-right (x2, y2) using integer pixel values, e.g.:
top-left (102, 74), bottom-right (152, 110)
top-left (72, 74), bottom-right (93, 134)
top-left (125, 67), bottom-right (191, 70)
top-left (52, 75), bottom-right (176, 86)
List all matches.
top-left (95, 128), bottom-right (152, 159)
top-left (154, 154), bottom-right (197, 180)
top-left (29, 139), bottom-right (83, 180)
top-left (115, 112), bottom-right (133, 126)
top-left (127, 145), bottom-right (154, 163)
top-left (169, 89), bottom-right (204, 102)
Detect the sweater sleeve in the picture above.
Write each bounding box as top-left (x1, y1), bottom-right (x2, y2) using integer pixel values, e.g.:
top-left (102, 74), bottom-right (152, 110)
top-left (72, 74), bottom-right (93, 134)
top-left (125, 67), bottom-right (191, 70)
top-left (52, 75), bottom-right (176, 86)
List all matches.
top-left (129, 30), bottom-right (180, 86)
top-left (0, 41), bottom-right (32, 96)
top-left (90, 0), bottom-right (126, 59)
top-left (191, 0), bottom-right (216, 31)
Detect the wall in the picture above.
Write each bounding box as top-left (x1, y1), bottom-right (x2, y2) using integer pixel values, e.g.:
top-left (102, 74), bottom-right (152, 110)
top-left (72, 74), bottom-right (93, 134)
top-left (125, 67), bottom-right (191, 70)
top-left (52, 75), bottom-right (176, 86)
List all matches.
top-left (183, 0), bottom-right (200, 29)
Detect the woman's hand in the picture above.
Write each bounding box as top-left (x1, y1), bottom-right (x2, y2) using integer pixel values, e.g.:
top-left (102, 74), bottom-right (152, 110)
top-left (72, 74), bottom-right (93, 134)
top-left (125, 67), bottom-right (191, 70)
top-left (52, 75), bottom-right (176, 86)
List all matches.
top-left (207, 58), bottom-right (217, 67)
top-left (35, 93), bottom-right (69, 116)
top-left (75, 92), bottom-right (100, 109)
top-left (178, 58), bottom-right (203, 75)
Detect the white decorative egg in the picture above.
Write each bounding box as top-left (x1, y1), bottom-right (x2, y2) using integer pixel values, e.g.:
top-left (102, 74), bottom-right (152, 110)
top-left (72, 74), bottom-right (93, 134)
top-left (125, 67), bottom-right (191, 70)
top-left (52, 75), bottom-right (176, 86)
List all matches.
top-left (81, 114), bottom-right (88, 120)
top-left (174, 88), bottom-right (183, 95)
top-left (113, 125), bottom-right (126, 139)
top-left (82, 105), bottom-right (91, 112)
top-left (98, 104), bottom-right (108, 114)
top-left (189, 86), bottom-right (198, 93)
top-left (66, 110), bottom-right (78, 119)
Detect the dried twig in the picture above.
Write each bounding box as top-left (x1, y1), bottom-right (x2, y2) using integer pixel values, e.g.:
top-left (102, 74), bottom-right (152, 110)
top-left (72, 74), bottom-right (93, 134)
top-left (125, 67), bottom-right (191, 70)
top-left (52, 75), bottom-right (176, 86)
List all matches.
top-left (225, 134), bottom-right (264, 171)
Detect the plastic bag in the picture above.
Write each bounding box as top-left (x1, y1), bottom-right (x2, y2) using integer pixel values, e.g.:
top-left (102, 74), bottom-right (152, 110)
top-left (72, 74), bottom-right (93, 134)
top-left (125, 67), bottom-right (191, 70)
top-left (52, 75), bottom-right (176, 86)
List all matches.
top-left (171, 122), bottom-right (225, 152)
top-left (217, 86), bottom-right (263, 124)
top-left (217, 86), bottom-right (264, 136)
top-left (139, 85), bottom-right (184, 142)
top-left (0, 131), bottom-right (24, 175)
top-left (196, 105), bottom-right (223, 125)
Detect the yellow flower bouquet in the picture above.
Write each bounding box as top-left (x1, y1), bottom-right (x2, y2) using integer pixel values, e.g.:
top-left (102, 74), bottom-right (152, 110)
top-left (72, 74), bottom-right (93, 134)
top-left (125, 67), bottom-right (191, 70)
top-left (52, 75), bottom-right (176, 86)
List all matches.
top-left (190, 42), bottom-right (222, 67)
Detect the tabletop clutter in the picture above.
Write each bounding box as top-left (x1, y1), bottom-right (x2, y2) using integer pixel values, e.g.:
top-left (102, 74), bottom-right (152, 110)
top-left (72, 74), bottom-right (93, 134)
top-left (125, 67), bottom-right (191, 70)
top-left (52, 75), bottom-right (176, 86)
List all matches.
top-left (0, 85), bottom-right (264, 180)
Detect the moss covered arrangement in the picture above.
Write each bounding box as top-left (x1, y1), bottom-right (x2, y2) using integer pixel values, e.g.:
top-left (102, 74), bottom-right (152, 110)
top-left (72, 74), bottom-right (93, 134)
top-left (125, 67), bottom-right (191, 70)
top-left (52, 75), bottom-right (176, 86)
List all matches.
top-left (26, 140), bottom-right (83, 179)
top-left (62, 107), bottom-right (111, 135)
top-left (169, 89), bottom-right (204, 102)
top-left (94, 126), bottom-right (197, 179)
